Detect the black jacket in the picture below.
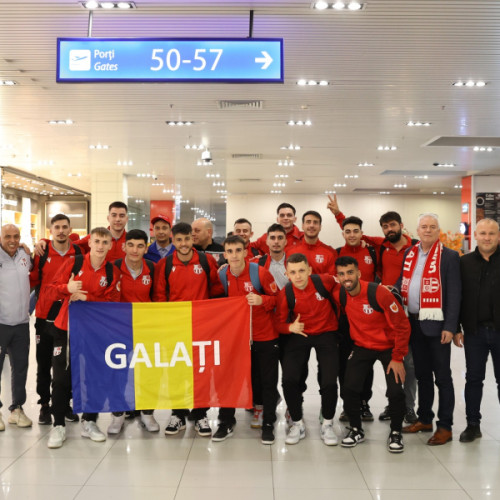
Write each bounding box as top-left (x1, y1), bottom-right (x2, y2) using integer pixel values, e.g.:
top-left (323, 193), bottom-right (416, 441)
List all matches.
top-left (460, 245), bottom-right (500, 335)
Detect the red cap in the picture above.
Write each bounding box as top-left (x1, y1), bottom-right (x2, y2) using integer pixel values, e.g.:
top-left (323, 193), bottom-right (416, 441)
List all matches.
top-left (151, 214), bottom-right (171, 226)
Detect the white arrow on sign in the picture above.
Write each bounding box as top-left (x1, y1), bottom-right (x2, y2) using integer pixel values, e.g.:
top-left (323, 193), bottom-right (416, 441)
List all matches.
top-left (255, 51), bottom-right (273, 70)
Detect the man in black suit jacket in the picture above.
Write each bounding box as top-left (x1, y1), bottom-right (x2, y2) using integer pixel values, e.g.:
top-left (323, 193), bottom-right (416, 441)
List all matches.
top-left (395, 213), bottom-right (461, 445)
top-left (455, 218), bottom-right (500, 443)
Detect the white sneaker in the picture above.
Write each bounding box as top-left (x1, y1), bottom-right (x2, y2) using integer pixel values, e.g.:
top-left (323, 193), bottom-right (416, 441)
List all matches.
top-left (81, 420), bottom-right (106, 442)
top-left (8, 407), bottom-right (32, 428)
top-left (251, 405), bottom-right (263, 429)
top-left (321, 421), bottom-right (338, 446)
top-left (285, 420), bottom-right (306, 445)
top-left (140, 413), bottom-right (160, 432)
top-left (107, 414), bottom-right (125, 435)
top-left (48, 425), bottom-right (66, 448)
top-left (0, 412), bottom-right (5, 431)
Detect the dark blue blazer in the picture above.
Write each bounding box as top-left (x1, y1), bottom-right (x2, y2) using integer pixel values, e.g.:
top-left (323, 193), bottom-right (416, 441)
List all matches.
top-left (395, 245), bottom-right (461, 337)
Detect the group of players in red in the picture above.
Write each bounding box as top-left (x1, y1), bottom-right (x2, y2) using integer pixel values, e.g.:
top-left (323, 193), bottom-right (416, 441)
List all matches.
top-left (30, 198), bottom-right (413, 453)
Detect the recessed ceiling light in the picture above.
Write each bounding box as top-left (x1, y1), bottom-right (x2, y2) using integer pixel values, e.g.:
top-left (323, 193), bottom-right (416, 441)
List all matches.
top-left (0, 80), bottom-right (18, 86)
top-left (407, 121), bottom-right (431, 127)
top-left (434, 162), bottom-right (455, 168)
top-left (333, 183), bottom-right (347, 187)
top-left (275, 174), bottom-right (289, 178)
top-left (358, 162), bottom-right (374, 167)
top-left (297, 79), bottom-right (329, 86)
top-left (454, 184), bottom-right (463, 189)
top-left (325, 190), bottom-right (336, 194)
top-left (393, 184), bottom-right (407, 188)
top-left (205, 173), bottom-right (221, 178)
top-left (81, 1), bottom-right (136, 9)
top-left (379, 191), bottom-right (390, 195)
top-left (166, 121), bottom-right (194, 126)
top-left (287, 120), bottom-right (312, 126)
top-left (473, 146), bottom-right (493, 152)
top-left (377, 145), bottom-right (397, 151)
top-left (117, 160), bottom-right (133, 166)
top-left (48, 119), bottom-right (73, 125)
top-left (213, 181), bottom-right (225, 187)
top-left (185, 144), bottom-right (205, 150)
top-left (453, 80), bottom-right (486, 87)
top-left (281, 144), bottom-right (301, 150)
top-left (89, 144), bottom-right (109, 150)
top-left (414, 175), bottom-right (428, 179)
top-left (277, 159), bottom-right (295, 166)
top-left (315, 1), bottom-right (364, 10)
top-left (344, 174), bottom-right (359, 179)
top-left (270, 190), bottom-right (282, 194)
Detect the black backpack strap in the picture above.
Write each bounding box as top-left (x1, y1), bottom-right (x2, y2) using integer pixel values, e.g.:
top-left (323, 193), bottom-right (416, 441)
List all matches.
top-left (72, 244), bottom-right (82, 256)
top-left (284, 282), bottom-right (295, 323)
top-left (336, 247), bottom-right (342, 255)
top-left (197, 251), bottom-right (211, 286)
top-left (114, 258), bottom-right (123, 269)
top-left (105, 261), bottom-right (114, 288)
top-left (258, 254), bottom-right (268, 267)
top-left (251, 247), bottom-right (260, 257)
top-left (310, 274), bottom-right (337, 316)
top-left (71, 254), bottom-right (84, 277)
top-left (143, 259), bottom-right (155, 299)
top-left (367, 245), bottom-right (377, 270)
top-left (367, 282), bottom-right (383, 313)
top-left (164, 254), bottom-right (174, 301)
top-left (339, 285), bottom-right (347, 309)
top-left (38, 245), bottom-right (50, 274)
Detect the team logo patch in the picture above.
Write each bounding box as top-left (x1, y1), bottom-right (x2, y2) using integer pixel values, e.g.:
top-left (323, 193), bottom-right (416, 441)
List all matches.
top-left (422, 277), bottom-right (440, 294)
top-left (244, 282), bottom-right (254, 292)
top-left (36, 335), bottom-right (40, 344)
top-left (315, 292), bottom-right (325, 301)
top-left (363, 304), bottom-right (374, 315)
top-left (315, 254), bottom-right (325, 264)
top-left (78, 270), bottom-right (84, 277)
top-left (142, 275), bottom-right (151, 286)
top-left (47, 257), bottom-right (52, 263)
top-left (364, 255), bottom-right (372, 264)
top-left (20, 257), bottom-right (29, 267)
top-left (193, 264), bottom-right (203, 275)
top-left (53, 346), bottom-right (62, 356)
top-left (270, 282), bottom-right (278, 293)
top-left (390, 301), bottom-right (399, 313)
top-left (99, 276), bottom-right (108, 287)
top-left (116, 281), bottom-right (121, 292)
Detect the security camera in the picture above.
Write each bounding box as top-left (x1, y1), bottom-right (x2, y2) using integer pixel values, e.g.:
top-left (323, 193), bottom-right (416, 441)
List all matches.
top-left (201, 149), bottom-right (212, 162)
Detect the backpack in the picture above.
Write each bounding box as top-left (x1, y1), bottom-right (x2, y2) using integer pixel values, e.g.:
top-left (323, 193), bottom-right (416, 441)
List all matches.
top-left (164, 251), bottom-right (210, 301)
top-left (219, 261), bottom-right (263, 296)
top-left (114, 258), bottom-right (155, 299)
top-left (339, 281), bottom-right (402, 313)
top-left (72, 254), bottom-right (114, 289)
top-left (284, 274), bottom-right (337, 323)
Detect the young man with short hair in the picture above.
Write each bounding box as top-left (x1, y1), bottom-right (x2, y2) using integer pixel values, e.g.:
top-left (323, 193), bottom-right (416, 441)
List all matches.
top-left (145, 214), bottom-right (174, 263)
top-left (154, 222), bottom-right (224, 437)
top-left (335, 256), bottom-right (410, 453)
top-left (46, 227), bottom-right (121, 449)
top-left (287, 211), bottom-right (337, 274)
top-left (107, 229), bottom-right (160, 434)
top-left (30, 214), bottom-right (81, 426)
top-left (275, 253), bottom-right (340, 446)
top-left (253, 203), bottom-right (304, 255)
top-left (215, 235), bottom-right (279, 444)
top-left (234, 218), bottom-right (261, 259)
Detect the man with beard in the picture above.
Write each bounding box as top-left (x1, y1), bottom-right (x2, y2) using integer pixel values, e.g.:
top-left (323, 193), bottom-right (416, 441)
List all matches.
top-left (287, 211), bottom-right (337, 274)
top-left (145, 214), bottom-right (174, 263)
top-left (327, 196), bottom-right (418, 423)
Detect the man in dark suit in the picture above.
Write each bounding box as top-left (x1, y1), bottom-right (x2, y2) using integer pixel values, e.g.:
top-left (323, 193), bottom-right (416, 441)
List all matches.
top-left (395, 213), bottom-right (461, 445)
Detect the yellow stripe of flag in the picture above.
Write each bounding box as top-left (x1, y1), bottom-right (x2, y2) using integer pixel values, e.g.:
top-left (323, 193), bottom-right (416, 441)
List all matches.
top-left (132, 302), bottom-right (193, 409)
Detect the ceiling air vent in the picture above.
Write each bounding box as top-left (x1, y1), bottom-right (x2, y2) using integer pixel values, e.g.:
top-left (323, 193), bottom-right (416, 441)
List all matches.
top-left (238, 178), bottom-right (261, 182)
top-left (217, 100), bottom-right (264, 110)
top-left (231, 153), bottom-right (263, 160)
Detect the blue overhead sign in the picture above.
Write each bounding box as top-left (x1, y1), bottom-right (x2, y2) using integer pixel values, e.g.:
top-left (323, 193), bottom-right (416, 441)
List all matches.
top-left (57, 38), bottom-right (283, 83)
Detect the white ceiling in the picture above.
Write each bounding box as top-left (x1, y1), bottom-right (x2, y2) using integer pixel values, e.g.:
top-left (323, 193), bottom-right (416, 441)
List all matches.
top-left (2, 0), bottom-right (500, 221)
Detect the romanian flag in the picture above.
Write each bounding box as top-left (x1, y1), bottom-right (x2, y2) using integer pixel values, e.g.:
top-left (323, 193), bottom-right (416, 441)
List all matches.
top-left (68, 297), bottom-right (252, 412)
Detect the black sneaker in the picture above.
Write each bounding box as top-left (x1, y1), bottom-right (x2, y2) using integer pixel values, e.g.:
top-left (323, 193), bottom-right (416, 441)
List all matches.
top-left (387, 430), bottom-right (404, 453)
top-left (261, 424), bottom-right (275, 445)
top-left (164, 415), bottom-right (186, 435)
top-left (404, 407), bottom-right (418, 424)
top-left (341, 427), bottom-right (365, 448)
top-left (459, 424), bottom-right (482, 443)
top-left (65, 408), bottom-right (79, 423)
top-left (38, 405), bottom-right (52, 425)
top-left (378, 405), bottom-right (391, 421)
top-left (125, 410), bottom-right (140, 419)
top-left (360, 401), bottom-right (374, 422)
top-left (212, 423), bottom-right (234, 442)
top-left (339, 410), bottom-right (349, 422)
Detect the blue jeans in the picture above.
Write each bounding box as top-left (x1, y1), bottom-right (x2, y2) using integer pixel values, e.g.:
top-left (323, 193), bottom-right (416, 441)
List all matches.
top-left (464, 325), bottom-right (500, 425)
top-left (409, 318), bottom-right (455, 430)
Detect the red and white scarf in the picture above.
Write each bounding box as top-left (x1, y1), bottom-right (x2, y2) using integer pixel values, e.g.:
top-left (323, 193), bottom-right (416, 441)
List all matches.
top-left (400, 240), bottom-right (444, 321)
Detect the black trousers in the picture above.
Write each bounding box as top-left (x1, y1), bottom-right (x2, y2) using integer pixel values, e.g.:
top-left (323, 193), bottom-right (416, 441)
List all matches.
top-left (282, 331), bottom-right (339, 422)
top-left (51, 324), bottom-right (97, 426)
top-left (172, 408), bottom-right (209, 420)
top-left (341, 345), bottom-right (405, 432)
top-left (251, 339), bottom-right (280, 425)
top-left (35, 318), bottom-right (53, 406)
top-left (338, 318), bottom-right (373, 404)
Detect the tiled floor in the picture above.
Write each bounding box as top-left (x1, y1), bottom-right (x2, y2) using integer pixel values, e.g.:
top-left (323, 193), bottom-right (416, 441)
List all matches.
top-left (1, 324), bottom-right (499, 500)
